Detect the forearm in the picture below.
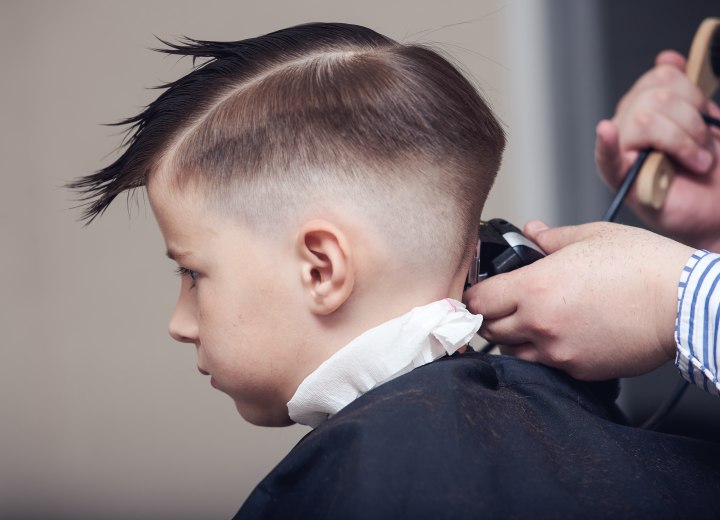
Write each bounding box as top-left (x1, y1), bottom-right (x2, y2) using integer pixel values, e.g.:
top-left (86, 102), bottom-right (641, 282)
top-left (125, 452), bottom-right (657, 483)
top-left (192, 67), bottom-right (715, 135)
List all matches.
top-left (675, 250), bottom-right (720, 395)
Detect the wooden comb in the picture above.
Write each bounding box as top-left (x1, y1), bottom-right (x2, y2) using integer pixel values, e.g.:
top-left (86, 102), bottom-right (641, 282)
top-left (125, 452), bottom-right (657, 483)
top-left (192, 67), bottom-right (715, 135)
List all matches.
top-left (636, 18), bottom-right (720, 209)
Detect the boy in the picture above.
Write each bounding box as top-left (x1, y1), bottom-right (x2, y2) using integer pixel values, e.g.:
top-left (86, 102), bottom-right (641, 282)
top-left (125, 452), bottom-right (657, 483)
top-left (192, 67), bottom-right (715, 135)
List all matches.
top-left (72, 22), bottom-right (504, 429)
top-left (72, 23), bottom-right (720, 519)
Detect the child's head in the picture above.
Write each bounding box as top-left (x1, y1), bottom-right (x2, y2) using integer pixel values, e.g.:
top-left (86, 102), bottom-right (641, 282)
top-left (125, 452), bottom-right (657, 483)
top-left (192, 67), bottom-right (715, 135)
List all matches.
top-left (71, 22), bottom-right (505, 426)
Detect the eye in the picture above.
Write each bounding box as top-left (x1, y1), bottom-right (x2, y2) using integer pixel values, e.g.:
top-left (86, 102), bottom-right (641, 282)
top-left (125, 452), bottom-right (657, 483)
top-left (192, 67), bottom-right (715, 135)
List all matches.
top-left (175, 266), bottom-right (199, 288)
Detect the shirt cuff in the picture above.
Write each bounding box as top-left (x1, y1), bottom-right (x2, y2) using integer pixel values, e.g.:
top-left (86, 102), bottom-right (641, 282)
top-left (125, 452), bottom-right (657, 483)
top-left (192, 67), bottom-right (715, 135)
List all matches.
top-left (675, 249), bottom-right (720, 396)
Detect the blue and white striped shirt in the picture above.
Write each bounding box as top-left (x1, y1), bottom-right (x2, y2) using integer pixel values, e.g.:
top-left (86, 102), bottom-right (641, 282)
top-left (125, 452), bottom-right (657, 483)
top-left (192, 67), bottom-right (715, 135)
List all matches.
top-left (676, 250), bottom-right (720, 395)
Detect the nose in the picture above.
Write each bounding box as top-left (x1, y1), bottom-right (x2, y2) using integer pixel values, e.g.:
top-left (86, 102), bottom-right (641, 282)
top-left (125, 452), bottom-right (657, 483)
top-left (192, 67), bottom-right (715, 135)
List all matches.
top-left (168, 290), bottom-right (199, 344)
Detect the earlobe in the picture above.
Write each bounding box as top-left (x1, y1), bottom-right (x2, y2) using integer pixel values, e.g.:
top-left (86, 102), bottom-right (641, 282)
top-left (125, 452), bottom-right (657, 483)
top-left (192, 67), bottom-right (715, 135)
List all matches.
top-left (297, 221), bottom-right (354, 315)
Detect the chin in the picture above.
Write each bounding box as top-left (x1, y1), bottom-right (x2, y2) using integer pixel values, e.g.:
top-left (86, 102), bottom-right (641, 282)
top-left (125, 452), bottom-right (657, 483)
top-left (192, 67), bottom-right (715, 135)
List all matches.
top-left (234, 400), bottom-right (294, 427)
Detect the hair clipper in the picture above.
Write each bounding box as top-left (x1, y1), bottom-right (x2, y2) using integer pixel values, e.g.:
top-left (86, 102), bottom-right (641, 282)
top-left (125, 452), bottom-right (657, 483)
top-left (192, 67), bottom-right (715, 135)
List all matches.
top-left (466, 219), bottom-right (545, 289)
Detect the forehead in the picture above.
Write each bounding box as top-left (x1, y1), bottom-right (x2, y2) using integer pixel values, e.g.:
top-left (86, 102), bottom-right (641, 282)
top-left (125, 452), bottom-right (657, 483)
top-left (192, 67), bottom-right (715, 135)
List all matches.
top-left (147, 168), bottom-right (279, 259)
top-left (147, 160), bottom-right (208, 213)
top-left (147, 168), bottom-right (215, 240)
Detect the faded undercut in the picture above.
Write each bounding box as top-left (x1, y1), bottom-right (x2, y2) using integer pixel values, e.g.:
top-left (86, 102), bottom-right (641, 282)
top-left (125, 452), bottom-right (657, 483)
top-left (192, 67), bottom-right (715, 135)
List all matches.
top-left (69, 22), bottom-right (505, 269)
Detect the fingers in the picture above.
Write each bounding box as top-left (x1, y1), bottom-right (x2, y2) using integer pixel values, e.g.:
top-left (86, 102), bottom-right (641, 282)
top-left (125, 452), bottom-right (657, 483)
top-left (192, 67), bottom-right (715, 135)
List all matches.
top-left (595, 119), bottom-right (624, 187)
top-left (523, 220), bottom-right (549, 241)
top-left (622, 64), bottom-right (703, 107)
top-left (498, 343), bottom-right (540, 363)
top-left (525, 221), bottom-right (636, 257)
top-left (620, 98), bottom-right (713, 173)
top-left (608, 58), bottom-right (714, 178)
top-left (464, 272), bottom-right (520, 320)
top-left (480, 314), bottom-right (530, 345)
top-left (523, 223), bottom-right (608, 254)
top-left (709, 99), bottom-right (720, 120)
top-left (655, 50), bottom-right (687, 70)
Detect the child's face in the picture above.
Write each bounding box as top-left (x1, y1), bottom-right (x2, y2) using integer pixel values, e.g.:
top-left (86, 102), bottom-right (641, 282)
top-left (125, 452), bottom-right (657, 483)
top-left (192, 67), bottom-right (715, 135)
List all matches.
top-left (147, 175), bottom-right (317, 427)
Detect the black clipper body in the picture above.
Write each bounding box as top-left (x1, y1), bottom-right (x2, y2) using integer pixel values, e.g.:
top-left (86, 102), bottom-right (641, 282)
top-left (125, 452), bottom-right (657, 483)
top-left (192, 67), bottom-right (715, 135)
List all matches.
top-left (466, 219), bottom-right (545, 288)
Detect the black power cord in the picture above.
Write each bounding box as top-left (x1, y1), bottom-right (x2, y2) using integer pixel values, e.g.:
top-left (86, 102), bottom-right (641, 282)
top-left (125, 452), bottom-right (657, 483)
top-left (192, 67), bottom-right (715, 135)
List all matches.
top-left (601, 149), bottom-right (650, 222)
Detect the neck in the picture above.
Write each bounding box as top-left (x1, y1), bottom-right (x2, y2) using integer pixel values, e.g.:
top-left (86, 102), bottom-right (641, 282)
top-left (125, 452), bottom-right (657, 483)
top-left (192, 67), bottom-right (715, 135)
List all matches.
top-left (315, 271), bottom-right (466, 359)
top-left (288, 297), bottom-right (482, 427)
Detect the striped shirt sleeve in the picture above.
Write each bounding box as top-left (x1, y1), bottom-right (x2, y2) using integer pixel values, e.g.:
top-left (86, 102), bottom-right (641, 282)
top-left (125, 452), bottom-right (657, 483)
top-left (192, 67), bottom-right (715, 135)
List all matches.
top-left (675, 250), bottom-right (720, 396)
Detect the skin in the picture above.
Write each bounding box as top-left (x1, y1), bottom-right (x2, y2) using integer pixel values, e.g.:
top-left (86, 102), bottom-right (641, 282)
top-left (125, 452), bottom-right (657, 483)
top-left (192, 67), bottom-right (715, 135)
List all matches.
top-left (147, 168), bottom-right (469, 426)
top-left (150, 176), bottom-right (319, 426)
top-left (464, 50), bottom-right (720, 380)
top-left (467, 220), bottom-right (694, 380)
top-left (596, 50), bottom-right (720, 251)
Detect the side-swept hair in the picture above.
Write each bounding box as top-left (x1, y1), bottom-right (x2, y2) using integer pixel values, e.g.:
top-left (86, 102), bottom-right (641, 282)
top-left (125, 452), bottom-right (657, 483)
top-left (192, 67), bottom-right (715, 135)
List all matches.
top-left (70, 22), bottom-right (505, 268)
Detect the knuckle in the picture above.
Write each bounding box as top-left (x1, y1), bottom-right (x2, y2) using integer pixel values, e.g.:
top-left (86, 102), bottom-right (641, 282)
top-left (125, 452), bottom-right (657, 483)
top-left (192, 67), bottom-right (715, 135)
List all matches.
top-left (686, 86), bottom-right (706, 108)
top-left (652, 64), bottom-right (679, 84)
top-left (654, 88), bottom-right (673, 104)
top-left (464, 288), bottom-right (483, 313)
top-left (678, 143), bottom-right (697, 162)
top-left (479, 320), bottom-right (494, 336)
top-left (633, 110), bottom-right (654, 128)
top-left (589, 221), bottom-right (613, 236)
top-left (615, 94), bottom-right (630, 115)
top-left (656, 124), bottom-right (685, 150)
top-left (527, 313), bottom-right (560, 340)
top-left (690, 118), bottom-right (710, 143)
top-left (545, 346), bottom-right (575, 369)
top-left (525, 274), bottom-right (553, 299)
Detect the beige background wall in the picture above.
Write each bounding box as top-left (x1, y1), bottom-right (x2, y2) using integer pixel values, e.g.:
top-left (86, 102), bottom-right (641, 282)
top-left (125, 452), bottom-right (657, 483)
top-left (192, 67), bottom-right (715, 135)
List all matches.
top-left (1, 1), bottom-right (558, 518)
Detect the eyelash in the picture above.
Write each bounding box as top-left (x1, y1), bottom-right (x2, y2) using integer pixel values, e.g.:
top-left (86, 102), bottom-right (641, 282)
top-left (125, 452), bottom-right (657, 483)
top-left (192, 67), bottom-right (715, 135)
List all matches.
top-left (175, 266), bottom-right (199, 288)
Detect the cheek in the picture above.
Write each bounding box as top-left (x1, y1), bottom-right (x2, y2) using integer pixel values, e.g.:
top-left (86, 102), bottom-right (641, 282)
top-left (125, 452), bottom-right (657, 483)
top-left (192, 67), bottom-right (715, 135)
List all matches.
top-left (194, 289), bottom-right (226, 344)
top-left (195, 285), bottom-right (251, 350)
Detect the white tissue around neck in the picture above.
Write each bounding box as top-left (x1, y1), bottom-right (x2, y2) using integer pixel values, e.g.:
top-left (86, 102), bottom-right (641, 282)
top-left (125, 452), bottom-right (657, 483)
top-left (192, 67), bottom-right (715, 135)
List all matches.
top-left (287, 298), bottom-right (483, 428)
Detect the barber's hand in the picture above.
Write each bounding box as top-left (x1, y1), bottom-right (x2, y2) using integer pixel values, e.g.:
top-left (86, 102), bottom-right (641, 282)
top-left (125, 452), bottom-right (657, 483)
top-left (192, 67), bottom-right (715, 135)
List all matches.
top-left (597, 50), bottom-right (720, 251)
top-left (464, 220), bottom-right (695, 380)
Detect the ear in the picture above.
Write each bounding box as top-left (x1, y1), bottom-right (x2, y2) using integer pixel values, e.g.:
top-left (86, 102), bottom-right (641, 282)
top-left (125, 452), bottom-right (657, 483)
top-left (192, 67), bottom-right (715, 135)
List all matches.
top-left (296, 220), bottom-right (355, 315)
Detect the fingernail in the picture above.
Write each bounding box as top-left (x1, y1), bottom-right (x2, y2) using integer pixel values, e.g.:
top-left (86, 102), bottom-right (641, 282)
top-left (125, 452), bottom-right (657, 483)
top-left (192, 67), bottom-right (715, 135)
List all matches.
top-left (694, 149), bottom-right (713, 172)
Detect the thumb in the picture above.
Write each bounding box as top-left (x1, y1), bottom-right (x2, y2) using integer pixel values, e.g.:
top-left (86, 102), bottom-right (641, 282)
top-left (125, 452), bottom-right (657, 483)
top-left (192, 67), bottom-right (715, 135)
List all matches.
top-left (523, 219), bottom-right (549, 240)
top-left (655, 49), bottom-right (687, 71)
top-left (595, 119), bottom-right (624, 188)
top-left (529, 223), bottom-right (605, 254)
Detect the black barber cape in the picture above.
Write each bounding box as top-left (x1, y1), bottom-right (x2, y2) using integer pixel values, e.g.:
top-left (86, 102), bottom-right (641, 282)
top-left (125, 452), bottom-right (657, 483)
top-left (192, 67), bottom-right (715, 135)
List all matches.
top-left (235, 353), bottom-right (720, 519)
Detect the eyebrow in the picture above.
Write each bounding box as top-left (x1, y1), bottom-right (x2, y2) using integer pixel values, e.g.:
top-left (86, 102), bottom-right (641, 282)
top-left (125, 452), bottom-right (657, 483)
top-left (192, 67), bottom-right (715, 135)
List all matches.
top-left (166, 248), bottom-right (192, 262)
